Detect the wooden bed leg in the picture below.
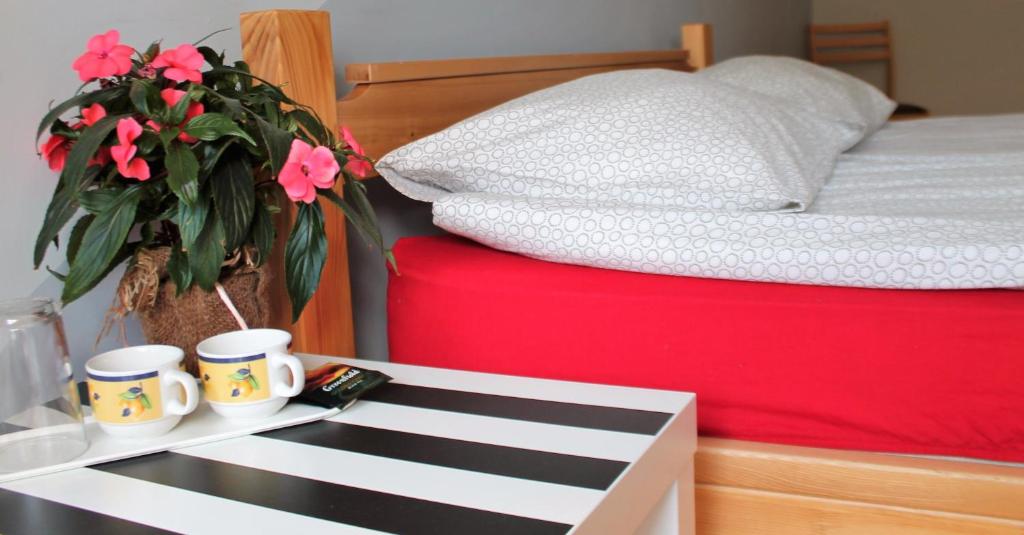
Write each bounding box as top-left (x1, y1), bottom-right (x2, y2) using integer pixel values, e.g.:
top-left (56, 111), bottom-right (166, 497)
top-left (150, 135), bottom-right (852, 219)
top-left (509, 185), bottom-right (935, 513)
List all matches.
top-left (636, 458), bottom-right (696, 535)
top-left (240, 10), bottom-right (356, 356)
top-left (681, 23), bottom-right (713, 70)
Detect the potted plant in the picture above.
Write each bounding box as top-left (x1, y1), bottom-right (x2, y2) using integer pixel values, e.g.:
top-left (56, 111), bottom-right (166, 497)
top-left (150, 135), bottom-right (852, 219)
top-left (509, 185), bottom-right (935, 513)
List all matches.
top-left (34, 29), bottom-right (388, 373)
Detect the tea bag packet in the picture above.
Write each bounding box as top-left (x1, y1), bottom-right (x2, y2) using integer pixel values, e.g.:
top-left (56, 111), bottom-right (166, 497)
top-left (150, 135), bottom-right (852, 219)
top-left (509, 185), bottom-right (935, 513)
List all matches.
top-left (299, 363), bottom-right (391, 410)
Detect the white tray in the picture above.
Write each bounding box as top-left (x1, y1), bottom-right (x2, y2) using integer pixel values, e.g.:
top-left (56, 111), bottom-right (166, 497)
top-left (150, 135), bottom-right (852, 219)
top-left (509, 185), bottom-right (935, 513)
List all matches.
top-left (0, 394), bottom-right (339, 484)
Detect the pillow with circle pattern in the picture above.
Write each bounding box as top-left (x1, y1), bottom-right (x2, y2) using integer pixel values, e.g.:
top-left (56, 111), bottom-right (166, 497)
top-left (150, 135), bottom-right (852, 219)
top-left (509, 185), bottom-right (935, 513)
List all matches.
top-left (699, 55), bottom-right (897, 138)
top-left (376, 68), bottom-right (862, 212)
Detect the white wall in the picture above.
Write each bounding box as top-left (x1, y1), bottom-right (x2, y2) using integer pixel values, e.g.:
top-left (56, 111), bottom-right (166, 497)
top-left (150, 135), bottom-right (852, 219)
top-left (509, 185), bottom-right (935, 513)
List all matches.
top-left (813, 0), bottom-right (1024, 115)
top-left (0, 0), bottom-right (321, 373)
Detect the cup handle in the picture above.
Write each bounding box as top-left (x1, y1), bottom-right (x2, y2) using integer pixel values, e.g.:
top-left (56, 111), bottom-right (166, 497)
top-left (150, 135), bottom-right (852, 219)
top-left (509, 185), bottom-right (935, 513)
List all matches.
top-left (269, 352), bottom-right (305, 398)
top-left (163, 369), bottom-right (199, 416)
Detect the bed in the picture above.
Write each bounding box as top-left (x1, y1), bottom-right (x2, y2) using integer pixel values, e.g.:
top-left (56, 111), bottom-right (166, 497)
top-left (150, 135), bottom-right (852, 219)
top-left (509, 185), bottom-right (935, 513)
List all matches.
top-left (239, 10), bottom-right (1024, 534)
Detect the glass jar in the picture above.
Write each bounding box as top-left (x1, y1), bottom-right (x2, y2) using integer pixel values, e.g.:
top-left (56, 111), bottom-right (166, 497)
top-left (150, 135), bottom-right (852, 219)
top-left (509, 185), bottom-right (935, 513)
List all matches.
top-left (0, 298), bottom-right (88, 473)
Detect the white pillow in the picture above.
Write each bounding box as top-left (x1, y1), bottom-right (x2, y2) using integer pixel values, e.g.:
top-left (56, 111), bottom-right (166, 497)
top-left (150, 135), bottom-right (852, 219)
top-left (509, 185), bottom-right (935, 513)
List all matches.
top-left (377, 69), bottom-right (860, 212)
top-left (699, 55), bottom-right (897, 139)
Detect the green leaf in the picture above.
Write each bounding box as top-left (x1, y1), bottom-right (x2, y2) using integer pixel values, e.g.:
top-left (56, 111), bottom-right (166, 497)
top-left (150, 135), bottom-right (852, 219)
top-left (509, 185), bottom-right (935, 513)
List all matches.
top-left (62, 187), bottom-right (142, 304)
top-left (319, 187), bottom-right (376, 250)
top-left (344, 178), bottom-right (384, 247)
top-left (158, 201), bottom-right (179, 222)
top-left (36, 87), bottom-right (126, 142)
top-left (207, 66), bottom-right (297, 105)
top-left (73, 242), bottom-right (135, 301)
top-left (135, 131), bottom-right (160, 155)
top-left (196, 45), bottom-right (224, 67)
top-left (164, 140), bottom-right (200, 205)
top-left (188, 205), bottom-right (226, 291)
top-left (142, 41), bottom-right (161, 63)
top-left (248, 375), bottom-right (260, 390)
top-left (46, 266), bottom-right (67, 281)
top-left (166, 243), bottom-right (193, 296)
top-left (232, 61), bottom-right (253, 91)
top-left (284, 200), bottom-right (327, 322)
top-left (118, 392), bottom-right (135, 400)
top-left (211, 153), bottom-right (255, 253)
top-left (129, 79), bottom-right (159, 116)
top-left (228, 372), bottom-right (245, 381)
top-left (139, 222), bottom-right (155, 248)
top-left (158, 127), bottom-right (180, 147)
top-left (78, 188), bottom-right (121, 215)
top-left (176, 195), bottom-right (208, 252)
top-left (203, 88), bottom-right (244, 119)
top-left (183, 113), bottom-right (256, 145)
top-left (289, 108), bottom-right (330, 145)
top-left (166, 85), bottom-right (201, 125)
top-left (33, 169), bottom-right (93, 268)
top-left (199, 139), bottom-right (237, 178)
top-left (253, 115), bottom-right (293, 178)
top-left (251, 201), bottom-right (275, 266)
top-left (66, 214), bottom-right (95, 265)
top-left (63, 113), bottom-right (123, 179)
top-left (139, 393), bottom-right (153, 410)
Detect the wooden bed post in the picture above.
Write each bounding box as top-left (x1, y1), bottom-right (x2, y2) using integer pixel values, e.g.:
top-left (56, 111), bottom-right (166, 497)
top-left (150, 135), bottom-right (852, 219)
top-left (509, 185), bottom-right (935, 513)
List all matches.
top-left (681, 23), bottom-right (713, 69)
top-left (240, 10), bottom-right (355, 356)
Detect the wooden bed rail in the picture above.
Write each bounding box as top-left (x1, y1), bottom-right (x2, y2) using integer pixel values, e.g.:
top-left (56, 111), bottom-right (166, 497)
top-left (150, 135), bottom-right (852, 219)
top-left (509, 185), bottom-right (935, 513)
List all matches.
top-left (339, 23), bottom-right (712, 162)
top-left (240, 10), bottom-right (354, 356)
top-left (697, 438), bottom-right (1024, 534)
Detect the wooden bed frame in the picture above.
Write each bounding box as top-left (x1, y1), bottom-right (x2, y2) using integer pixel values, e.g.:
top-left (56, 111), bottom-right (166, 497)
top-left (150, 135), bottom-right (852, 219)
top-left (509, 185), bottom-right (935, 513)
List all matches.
top-left (239, 10), bottom-right (1024, 534)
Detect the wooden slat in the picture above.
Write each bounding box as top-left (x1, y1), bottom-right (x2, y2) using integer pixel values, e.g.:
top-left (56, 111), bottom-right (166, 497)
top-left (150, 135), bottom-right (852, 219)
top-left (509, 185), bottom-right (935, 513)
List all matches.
top-left (810, 21), bottom-right (889, 34)
top-left (814, 49), bottom-right (891, 64)
top-left (696, 485), bottom-right (1024, 535)
top-left (338, 23), bottom-right (711, 162)
top-left (811, 34), bottom-right (890, 49)
top-left (681, 23), bottom-right (713, 70)
top-left (696, 438), bottom-right (1024, 521)
top-left (345, 50), bottom-right (689, 84)
top-left (240, 10), bottom-right (355, 357)
top-left (340, 61), bottom-right (690, 161)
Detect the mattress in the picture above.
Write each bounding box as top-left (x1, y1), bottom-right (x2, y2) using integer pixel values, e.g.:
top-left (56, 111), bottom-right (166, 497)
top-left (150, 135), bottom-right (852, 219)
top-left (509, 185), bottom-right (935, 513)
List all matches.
top-left (388, 234), bottom-right (1024, 462)
top-left (431, 114), bottom-right (1024, 289)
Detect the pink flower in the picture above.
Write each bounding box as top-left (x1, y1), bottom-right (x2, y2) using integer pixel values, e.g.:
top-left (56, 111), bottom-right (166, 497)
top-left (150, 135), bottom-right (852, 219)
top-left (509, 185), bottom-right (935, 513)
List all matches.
top-left (80, 103), bottom-right (107, 127)
top-left (145, 89), bottom-right (204, 143)
top-left (278, 139), bottom-right (340, 203)
top-left (151, 44), bottom-right (204, 83)
top-left (72, 30), bottom-right (134, 82)
top-left (40, 135), bottom-right (71, 171)
top-left (341, 126), bottom-right (373, 178)
top-left (110, 118), bottom-right (150, 181)
top-left (88, 146), bottom-right (112, 168)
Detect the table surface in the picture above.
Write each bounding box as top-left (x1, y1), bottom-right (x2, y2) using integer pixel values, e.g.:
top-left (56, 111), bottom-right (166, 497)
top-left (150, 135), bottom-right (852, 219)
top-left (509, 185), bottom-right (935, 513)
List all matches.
top-left (0, 355), bottom-right (696, 535)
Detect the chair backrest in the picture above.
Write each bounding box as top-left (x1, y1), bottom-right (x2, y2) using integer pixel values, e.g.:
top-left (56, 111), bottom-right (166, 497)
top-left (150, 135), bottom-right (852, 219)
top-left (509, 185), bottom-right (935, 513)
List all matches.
top-left (809, 21), bottom-right (893, 96)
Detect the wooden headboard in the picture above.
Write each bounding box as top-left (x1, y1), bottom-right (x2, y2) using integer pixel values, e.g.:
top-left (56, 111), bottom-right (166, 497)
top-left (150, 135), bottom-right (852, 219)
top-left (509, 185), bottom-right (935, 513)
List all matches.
top-left (239, 9), bottom-right (713, 356)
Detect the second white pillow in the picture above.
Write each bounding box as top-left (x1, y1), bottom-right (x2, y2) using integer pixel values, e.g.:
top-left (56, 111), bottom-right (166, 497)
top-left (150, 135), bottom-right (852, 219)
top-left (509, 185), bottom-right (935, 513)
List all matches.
top-left (699, 55), bottom-right (897, 139)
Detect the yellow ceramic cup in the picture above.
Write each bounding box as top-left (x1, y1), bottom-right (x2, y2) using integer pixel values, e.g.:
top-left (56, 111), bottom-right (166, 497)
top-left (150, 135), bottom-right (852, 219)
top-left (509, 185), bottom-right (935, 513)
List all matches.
top-left (196, 329), bottom-right (304, 419)
top-left (86, 345), bottom-right (199, 438)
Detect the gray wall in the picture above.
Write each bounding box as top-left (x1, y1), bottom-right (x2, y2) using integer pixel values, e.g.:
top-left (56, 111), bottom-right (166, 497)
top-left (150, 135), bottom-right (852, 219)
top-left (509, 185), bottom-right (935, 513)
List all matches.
top-left (813, 0), bottom-right (1024, 115)
top-left (323, 0), bottom-right (813, 359)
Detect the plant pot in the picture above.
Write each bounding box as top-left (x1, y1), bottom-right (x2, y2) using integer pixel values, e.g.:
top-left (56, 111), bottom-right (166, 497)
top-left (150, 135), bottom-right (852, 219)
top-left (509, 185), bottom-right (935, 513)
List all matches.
top-left (115, 247), bottom-right (270, 376)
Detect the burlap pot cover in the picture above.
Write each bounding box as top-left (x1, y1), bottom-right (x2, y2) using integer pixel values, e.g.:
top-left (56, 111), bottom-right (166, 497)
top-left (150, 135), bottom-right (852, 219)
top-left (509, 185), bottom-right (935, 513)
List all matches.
top-left (114, 247), bottom-right (270, 376)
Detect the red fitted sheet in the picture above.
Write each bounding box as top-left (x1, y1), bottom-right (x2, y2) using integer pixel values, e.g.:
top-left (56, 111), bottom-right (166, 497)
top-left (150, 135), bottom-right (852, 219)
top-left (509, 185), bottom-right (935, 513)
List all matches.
top-left (387, 235), bottom-right (1024, 462)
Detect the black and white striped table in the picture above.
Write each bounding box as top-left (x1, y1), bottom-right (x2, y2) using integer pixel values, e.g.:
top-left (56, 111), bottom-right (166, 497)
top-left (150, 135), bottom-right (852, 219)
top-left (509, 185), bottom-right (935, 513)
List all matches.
top-left (0, 355), bottom-right (696, 534)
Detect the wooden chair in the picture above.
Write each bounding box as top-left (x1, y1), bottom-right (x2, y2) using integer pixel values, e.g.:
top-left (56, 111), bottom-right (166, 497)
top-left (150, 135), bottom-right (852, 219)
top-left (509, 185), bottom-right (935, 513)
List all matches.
top-left (809, 20), bottom-right (928, 119)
